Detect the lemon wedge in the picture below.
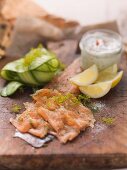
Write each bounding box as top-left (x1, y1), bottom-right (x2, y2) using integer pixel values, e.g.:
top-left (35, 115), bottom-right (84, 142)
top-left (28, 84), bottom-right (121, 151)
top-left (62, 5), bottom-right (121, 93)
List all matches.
top-left (96, 64), bottom-right (118, 83)
top-left (111, 71), bottom-right (123, 88)
top-left (70, 65), bottom-right (98, 86)
top-left (102, 64), bottom-right (118, 74)
top-left (79, 82), bottom-right (112, 98)
top-left (96, 70), bottom-right (123, 88)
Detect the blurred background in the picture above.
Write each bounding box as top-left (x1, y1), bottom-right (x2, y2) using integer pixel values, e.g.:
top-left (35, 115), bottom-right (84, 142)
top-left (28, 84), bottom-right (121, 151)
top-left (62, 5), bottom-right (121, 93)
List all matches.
top-left (36, 0), bottom-right (127, 45)
top-left (36, 0), bottom-right (127, 25)
top-left (0, 0), bottom-right (127, 58)
top-left (0, 0), bottom-right (127, 59)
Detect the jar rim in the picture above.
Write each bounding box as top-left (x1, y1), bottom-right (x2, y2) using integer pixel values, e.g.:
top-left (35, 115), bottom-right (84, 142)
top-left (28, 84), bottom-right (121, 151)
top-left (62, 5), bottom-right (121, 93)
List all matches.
top-left (79, 29), bottom-right (122, 55)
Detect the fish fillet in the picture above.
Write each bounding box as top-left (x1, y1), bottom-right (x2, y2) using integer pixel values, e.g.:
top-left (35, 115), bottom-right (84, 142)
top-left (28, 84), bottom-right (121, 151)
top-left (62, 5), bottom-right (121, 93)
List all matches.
top-left (10, 58), bottom-right (95, 144)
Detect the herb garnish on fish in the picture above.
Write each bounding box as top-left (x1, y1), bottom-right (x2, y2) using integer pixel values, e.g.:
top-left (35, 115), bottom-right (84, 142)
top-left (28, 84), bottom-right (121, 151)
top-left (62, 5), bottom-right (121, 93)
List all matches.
top-left (10, 89), bottom-right (95, 144)
top-left (52, 93), bottom-right (80, 105)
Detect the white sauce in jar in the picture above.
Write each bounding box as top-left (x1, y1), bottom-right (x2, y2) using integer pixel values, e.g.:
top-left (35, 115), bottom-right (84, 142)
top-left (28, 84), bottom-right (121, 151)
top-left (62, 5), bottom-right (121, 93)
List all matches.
top-left (80, 30), bottom-right (122, 70)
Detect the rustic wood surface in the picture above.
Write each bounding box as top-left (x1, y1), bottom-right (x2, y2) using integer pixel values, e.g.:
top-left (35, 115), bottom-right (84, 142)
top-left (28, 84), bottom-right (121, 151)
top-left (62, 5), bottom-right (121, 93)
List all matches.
top-left (0, 22), bottom-right (127, 170)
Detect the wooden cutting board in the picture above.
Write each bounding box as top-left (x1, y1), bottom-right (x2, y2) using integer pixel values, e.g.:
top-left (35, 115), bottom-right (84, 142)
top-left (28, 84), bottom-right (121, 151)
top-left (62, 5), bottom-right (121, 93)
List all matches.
top-left (0, 21), bottom-right (127, 170)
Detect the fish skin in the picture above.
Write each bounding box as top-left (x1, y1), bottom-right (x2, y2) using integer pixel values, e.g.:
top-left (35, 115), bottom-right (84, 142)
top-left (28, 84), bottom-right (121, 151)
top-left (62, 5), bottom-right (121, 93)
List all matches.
top-left (10, 102), bottom-right (51, 138)
top-left (14, 130), bottom-right (54, 148)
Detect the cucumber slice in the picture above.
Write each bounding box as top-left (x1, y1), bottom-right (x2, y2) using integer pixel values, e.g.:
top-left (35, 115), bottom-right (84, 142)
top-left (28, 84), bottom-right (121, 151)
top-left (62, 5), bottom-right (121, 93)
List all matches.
top-left (1, 81), bottom-right (23, 97)
top-left (18, 71), bottom-right (39, 85)
top-left (29, 55), bottom-right (53, 70)
top-left (1, 70), bottom-right (20, 81)
top-left (31, 71), bottom-right (55, 83)
top-left (2, 58), bottom-right (28, 72)
top-left (48, 59), bottom-right (59, 68)
top-left (36, 63), bottom-right (50, 72)
top-left (7, 71), bottom-right (20, 81)
top-left (1, 70), bottom-right (11, 80)
top-left (47, 64), bottom-right (59, 72)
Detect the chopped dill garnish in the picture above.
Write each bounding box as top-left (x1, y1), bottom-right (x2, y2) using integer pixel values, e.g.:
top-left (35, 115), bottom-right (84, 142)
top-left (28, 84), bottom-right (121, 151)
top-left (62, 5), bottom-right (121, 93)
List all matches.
top-left (46, 101), bottom-right (52, 109)
top-left (25, 111), bottom-right (30, 117)
top-left (29, 118), bottom-right (35, 128)
top-left (78, 94), bottom-right (96, 111)
top-left (78, 94), bottom-right (91, 103)
top-left (71, 96), bottom-right (79, 104)
top-left (51, 93), bottom-right (80, 106)
top-left (18, 116), bottom-right (23, 122)
top-left (77, 94), bottom-right (104, 113)
top-left (11, 104), bottom-right (22, 113)
top-left (53, 95), bottom-right (67, 104)
top-left (24, 44), bottom-right (44, 66)
top-left (102, 117), bottom-right (115, 125)
top-left (49, 93), bottom-right (104, 113)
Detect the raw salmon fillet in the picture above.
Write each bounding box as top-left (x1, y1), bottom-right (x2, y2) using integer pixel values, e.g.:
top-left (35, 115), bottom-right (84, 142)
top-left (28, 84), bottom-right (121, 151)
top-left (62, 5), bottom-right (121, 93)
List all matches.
top-left (10, 89), bottom-right (95, 143)
top-left (10, 102), bottom-right (51, 138)
top-left (10, 58), bottom-right (95, 144)
top-left (33, 89), bottom-right (95, 143)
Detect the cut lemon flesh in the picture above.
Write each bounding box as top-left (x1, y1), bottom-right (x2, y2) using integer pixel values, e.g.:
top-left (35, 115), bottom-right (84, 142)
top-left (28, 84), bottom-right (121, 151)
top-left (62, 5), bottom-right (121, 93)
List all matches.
top-left (70, 64), bottom-right (98, 86)
top-left (79, 82), bottom-right (112, 99)
top-left (102, 64), bottom-right (118, 74)
top-left (96, 64), bottom-right (118, 83)
top-left (96, 70), bottom-right (123, 88)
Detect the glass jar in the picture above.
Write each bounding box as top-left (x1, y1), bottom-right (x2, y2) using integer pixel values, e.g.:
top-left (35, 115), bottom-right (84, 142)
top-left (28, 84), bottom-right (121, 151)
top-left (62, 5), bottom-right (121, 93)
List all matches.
top-left (79, 29), bottom-right (123, 70)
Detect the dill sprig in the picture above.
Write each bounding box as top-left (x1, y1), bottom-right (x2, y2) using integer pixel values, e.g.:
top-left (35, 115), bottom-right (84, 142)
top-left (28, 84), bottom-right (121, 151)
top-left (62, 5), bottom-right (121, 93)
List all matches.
top-left (11, 104), bottom-right (22, 113)
top-left (102, 117), bottom-right (115, 125)
top-left (77, 94), bottom-right (104, 113)
top-left (24, 44), bottom-right (44, 66)
top-left (17, 115), bottom-right (23, 122)
top-left (78, 94), bottom-right (91, 103)
top-left (29, 118), bottom-right (35, 128)
top-left (49, 93), bottom-right (80, 106)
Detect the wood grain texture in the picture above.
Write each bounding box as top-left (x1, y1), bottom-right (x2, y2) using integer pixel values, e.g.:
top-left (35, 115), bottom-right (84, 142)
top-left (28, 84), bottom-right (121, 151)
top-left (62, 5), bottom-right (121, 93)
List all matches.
top-left (0, 23), bottom-right (127, 170)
